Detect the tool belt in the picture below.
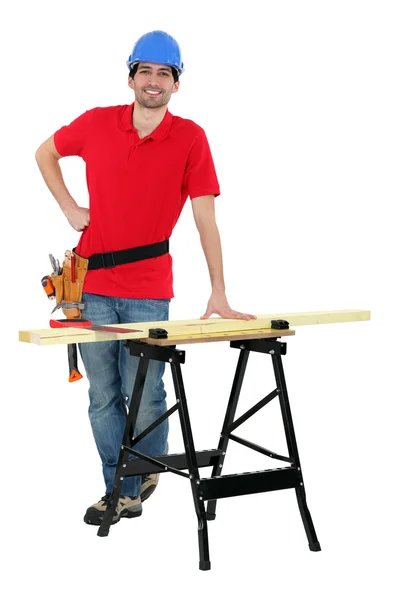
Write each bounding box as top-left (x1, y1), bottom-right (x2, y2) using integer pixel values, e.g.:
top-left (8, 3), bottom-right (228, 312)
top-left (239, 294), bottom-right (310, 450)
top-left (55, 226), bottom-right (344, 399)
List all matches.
top-left (52, 240), bottom-right (170, 318)
top-left (83, 239), bottom-right (169, 270)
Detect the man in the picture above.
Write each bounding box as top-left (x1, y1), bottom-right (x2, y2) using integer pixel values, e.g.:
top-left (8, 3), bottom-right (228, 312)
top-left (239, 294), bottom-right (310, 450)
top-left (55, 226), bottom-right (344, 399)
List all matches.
top-left (35, 30), bottom-right (256, 526)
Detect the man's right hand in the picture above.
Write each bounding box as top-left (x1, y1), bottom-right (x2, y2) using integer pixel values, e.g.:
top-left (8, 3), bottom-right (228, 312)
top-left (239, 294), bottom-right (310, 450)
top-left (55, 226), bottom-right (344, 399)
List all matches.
top-left (64, 205), bottom-right (90, 232)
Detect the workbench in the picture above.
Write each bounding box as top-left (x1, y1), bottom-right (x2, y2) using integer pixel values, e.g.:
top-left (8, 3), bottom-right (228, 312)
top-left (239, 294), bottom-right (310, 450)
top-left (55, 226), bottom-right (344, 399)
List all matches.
top-left (19, 309), bottom-right (370, 570)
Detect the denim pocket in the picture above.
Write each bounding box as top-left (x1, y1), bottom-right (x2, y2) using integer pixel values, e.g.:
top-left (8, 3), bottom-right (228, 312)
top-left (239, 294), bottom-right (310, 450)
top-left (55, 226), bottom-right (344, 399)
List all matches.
top-left (146, 299), bottom-right (171, 307)
top-left (143, 299), bottom-right (170, 322)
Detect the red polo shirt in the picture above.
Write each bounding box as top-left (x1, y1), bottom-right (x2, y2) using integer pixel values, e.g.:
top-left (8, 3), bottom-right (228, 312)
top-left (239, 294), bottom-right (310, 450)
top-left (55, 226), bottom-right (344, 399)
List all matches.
top-left (53, 103), bottom-right (220, 298)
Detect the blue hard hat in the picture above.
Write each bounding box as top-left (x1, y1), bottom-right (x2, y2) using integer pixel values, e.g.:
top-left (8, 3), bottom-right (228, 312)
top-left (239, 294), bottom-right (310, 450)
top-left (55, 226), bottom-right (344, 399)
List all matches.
top-left (126, 30), bottom-right (184, 75)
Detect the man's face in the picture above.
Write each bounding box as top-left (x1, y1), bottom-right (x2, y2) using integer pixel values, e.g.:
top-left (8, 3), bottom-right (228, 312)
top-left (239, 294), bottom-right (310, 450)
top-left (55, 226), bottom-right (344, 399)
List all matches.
top-left (128, 62), bottom-right (179, 109)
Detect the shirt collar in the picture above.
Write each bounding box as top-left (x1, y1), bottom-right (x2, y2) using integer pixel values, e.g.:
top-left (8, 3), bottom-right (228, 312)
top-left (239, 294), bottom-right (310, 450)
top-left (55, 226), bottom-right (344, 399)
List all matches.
top-left (118, 102), bottom-right (173, 141)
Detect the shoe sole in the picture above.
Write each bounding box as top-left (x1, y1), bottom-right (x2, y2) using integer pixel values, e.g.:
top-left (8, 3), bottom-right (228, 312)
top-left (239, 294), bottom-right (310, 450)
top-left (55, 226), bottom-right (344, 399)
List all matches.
top-left (84, 506), bottom-right (142, 526)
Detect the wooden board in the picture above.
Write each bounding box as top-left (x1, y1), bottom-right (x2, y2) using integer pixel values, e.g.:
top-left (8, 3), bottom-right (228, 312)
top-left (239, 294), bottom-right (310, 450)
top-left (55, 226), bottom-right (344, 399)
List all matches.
top-left (18, 309), bottom-right (370, 346)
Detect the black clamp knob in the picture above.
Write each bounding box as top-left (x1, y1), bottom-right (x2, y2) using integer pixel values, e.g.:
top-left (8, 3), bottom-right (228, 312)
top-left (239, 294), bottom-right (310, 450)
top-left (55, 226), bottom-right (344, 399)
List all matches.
top-left (148, 328), bottom-right (168, 339)
top-left (271, 319), bottom-right (290, 330)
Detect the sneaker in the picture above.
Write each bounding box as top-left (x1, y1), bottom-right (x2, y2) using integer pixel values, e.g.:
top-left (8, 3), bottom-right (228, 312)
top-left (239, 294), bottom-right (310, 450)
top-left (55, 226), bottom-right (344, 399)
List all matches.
top-left (84, 493), bottom-right (142, 525)
top-left (140, 473), bottom-right (159, 502)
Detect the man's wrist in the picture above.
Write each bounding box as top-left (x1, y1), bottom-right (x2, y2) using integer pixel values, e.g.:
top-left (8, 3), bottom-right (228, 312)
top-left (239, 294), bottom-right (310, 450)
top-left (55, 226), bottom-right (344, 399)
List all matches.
top-left (60, 198), bottom-right (77, 215)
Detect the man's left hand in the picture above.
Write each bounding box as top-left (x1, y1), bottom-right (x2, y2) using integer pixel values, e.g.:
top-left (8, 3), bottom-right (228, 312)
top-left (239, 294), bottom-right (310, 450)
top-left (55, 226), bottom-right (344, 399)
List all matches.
top-left (200, 290), bottom-right (257, 320)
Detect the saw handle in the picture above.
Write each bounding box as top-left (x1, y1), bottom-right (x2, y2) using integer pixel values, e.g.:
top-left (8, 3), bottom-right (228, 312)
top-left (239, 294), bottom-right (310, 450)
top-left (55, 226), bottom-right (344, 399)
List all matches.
top-left (67, 344), bottom-right (83, 383)
top-left (49, 319), bottom-right (88, 382)
top-left (50, 319), bottom-right (93, 328)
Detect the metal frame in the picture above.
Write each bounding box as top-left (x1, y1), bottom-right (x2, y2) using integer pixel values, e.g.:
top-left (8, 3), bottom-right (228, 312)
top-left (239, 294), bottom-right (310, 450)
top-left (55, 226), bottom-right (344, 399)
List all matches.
top-left (97, 336), bottom-right (321, 570)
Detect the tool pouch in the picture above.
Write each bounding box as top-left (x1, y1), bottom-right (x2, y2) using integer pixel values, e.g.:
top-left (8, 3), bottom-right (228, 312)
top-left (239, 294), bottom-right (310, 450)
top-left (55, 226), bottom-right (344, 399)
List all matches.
top-left (61, 251), bottom-right (89, 318)
top-left (52, 273), bottom-right (64, 305)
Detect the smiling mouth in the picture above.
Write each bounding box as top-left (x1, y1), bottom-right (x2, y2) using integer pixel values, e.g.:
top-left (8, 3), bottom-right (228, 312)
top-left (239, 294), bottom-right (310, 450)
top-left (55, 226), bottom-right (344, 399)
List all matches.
top-left (144, 89), bottom-right (162, 96)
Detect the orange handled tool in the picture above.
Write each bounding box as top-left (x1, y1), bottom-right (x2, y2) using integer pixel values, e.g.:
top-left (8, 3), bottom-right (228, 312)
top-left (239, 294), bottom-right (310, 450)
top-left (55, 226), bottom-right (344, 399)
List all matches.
top-left (41, 275), bottom-right (55, 299)
top-left (42, 260), bottom-right (83, 383)
top-left (67, 343), bottom-right (83, 383)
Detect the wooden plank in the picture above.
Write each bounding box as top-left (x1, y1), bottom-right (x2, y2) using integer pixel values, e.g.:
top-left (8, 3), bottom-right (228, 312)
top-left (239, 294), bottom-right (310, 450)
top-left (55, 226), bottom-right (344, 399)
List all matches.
top-left (18, 309), bottom-right (370, 346)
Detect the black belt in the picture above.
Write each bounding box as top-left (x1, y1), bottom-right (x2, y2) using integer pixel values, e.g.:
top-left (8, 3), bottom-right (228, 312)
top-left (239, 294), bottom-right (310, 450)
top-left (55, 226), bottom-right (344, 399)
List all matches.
top-left (75, 239), bottom-right (170, 271)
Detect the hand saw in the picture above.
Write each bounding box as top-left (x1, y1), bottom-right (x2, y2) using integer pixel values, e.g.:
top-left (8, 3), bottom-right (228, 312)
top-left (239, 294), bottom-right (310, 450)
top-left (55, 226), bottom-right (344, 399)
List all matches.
top-left (49, 319), bottom-right (143, 334)
top-left (50, 319), bottom-right (144, 382)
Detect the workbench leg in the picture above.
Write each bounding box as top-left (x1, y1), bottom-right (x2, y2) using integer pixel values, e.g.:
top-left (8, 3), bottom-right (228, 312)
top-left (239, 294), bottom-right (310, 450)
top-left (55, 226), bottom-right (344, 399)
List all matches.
top-left (98, 356), bottom-right (150, 537)
top-left (171, 362), bottom-right (211, 571)
top-left (206, 348), bottom-right (250, 521)
top-left (271, 353), bottom-right (321, 552)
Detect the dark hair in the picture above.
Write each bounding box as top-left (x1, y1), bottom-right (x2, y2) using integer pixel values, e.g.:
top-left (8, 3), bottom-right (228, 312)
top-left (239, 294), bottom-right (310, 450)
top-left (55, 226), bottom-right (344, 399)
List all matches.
top-left (129, 63), bottom-right (179, 83)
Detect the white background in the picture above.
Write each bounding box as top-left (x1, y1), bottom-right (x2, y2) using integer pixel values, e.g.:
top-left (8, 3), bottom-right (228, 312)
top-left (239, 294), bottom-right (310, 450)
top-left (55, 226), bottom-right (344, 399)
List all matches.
top-left (2, 0), bottom-right (399, 598)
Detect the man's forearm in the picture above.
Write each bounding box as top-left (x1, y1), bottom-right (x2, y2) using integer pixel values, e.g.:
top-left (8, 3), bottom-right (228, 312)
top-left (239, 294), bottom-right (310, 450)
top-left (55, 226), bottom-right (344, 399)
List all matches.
top-left (198, 222), bottom-right (226, 292)
top-left (35, 148), bottom-right (77, 214)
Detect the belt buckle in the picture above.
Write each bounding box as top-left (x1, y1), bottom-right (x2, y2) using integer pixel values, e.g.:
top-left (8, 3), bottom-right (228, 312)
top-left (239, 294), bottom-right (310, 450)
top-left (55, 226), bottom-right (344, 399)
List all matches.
top-left (101, 252), bottom-right (116, 268)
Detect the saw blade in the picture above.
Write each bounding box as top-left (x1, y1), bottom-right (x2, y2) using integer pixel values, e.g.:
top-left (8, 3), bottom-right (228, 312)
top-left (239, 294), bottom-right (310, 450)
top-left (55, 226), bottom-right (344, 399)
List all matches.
top-left (88, 325), bottom-right (143, 334)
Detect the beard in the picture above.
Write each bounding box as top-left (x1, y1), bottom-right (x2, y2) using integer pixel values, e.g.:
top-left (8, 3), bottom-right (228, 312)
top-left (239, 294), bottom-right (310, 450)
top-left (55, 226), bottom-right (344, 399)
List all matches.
top-left (136, 88), bottom-right (172, 109)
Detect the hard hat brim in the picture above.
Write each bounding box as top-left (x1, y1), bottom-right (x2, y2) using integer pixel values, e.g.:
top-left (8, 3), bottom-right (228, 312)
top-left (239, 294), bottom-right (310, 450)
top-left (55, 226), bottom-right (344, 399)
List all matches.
top-left (126, 59), bottom-right (184, 75)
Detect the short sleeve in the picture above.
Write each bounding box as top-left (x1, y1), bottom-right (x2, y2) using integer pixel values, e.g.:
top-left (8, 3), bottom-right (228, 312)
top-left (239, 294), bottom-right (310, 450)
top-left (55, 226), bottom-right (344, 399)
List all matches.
top-left (183, 129), bottom-right (220, 199)
top-left (53, 109), bottom-right (96, 158)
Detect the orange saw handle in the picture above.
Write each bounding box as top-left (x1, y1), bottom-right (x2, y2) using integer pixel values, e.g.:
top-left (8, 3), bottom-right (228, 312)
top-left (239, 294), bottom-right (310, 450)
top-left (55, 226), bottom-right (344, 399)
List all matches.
top-left (67, 344), bottom-right (83, 383)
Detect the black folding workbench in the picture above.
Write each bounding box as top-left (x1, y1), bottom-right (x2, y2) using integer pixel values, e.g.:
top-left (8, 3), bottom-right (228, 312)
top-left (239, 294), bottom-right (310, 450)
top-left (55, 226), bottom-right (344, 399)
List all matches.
top-left (97, 328), bottom-right (321, 570)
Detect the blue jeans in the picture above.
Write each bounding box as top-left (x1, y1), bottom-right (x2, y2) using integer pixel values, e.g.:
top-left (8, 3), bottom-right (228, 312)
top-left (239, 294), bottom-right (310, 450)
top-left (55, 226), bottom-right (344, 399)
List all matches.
top-left (78, 293), bottom-right (170, 497)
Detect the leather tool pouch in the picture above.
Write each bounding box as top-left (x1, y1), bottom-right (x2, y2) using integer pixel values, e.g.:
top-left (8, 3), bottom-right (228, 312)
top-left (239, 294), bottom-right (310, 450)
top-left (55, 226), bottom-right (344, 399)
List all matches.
top-left (52, 273), bottom-right (64, 305)
top-left (60, 251), bottom-right (89, 318)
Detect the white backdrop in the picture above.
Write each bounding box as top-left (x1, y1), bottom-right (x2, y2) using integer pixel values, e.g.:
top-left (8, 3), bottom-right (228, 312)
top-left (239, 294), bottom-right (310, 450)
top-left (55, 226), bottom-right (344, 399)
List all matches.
top-left (2, 0), bottom-right (399, 598)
